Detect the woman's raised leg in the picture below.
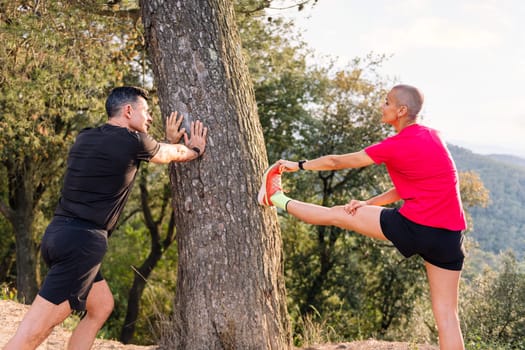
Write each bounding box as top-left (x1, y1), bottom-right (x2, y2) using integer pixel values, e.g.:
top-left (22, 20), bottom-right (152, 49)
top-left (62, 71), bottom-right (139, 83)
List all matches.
top-left (286, 200), bottom-right (388, 241)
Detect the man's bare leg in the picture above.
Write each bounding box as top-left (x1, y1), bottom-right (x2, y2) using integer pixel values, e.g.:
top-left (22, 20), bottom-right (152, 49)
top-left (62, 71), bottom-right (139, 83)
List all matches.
top-left (67, 280), bottom-right (114, 350)
top-left (3, 295), bottom-right (71, 350)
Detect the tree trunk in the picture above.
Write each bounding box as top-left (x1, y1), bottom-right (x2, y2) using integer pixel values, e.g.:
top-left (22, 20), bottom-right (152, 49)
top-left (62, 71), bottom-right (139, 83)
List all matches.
top-left (8, 161), bottom-right (39, 303)
top-left (141, 0), bottom-right (291, 349)
top-left (13, 214), bottom-right (38, 304)
top-left (0, 241), bottom-right (16, 282)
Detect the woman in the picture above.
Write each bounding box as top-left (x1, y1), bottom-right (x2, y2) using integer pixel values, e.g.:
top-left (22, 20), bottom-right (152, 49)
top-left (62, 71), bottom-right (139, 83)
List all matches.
top-left (258, 84), bottom-right (466, 350)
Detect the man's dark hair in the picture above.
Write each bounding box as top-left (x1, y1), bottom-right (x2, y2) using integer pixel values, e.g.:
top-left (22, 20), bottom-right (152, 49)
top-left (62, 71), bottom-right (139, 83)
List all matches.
top-left (105, 86), bottom-right (149, 118)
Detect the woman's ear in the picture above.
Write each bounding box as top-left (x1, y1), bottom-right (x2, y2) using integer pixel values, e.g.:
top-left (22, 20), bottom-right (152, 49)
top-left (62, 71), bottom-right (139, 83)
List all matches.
top-left (397, 105), bottom-right (408, 118)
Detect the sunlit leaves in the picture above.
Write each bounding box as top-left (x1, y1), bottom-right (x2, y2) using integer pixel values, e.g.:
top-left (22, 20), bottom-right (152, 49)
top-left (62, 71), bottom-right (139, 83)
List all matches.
top-left (459, 170), bottom-right (489, 209)
top-left (0, 1), bottom-right (139, 170)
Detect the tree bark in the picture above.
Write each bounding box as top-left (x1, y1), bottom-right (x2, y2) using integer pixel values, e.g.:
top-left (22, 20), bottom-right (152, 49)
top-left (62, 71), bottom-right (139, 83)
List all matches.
top-left (141, 0), bottom-right (291, 349)
top-left (6, 158), bottom-right (39, 303)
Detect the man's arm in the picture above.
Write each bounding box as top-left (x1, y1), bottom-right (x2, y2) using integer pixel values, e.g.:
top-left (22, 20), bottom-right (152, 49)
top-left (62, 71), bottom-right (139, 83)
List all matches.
top-left (150, 143), bottom-right (200, 164)
top-left (151, 112), bottom-right (207, 164)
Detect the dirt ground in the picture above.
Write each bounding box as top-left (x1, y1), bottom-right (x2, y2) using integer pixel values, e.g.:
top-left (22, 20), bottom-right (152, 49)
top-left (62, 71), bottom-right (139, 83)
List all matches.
top-left (0, 300), bottom-right (155, 350)
top-left (300, 342), bottom-right (438, 350)
top-left (0, 300), bottom-right (438, 350)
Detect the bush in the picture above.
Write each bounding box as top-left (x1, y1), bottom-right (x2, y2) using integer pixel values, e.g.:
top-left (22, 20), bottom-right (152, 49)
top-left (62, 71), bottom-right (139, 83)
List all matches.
top-left (461, 251), bottom-right (525, 349)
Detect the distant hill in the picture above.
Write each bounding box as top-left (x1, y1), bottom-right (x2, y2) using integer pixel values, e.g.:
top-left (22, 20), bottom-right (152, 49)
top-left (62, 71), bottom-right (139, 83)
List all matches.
top-left (488, 154), bottom-right (525, 168)
top-left (449, 144), bottom-right (525, 259)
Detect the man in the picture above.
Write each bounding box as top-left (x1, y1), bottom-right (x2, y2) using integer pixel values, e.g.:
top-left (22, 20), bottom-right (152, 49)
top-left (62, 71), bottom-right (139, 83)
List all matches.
top-left (258, 85), bottom-right (466, 350)
top-left (4, 86), bottom-right (208, 350)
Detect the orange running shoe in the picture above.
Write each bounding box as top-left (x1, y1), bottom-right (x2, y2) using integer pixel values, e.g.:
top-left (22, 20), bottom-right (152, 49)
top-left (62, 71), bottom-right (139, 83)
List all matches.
top-left (257, 163), bottom-right (283, 206)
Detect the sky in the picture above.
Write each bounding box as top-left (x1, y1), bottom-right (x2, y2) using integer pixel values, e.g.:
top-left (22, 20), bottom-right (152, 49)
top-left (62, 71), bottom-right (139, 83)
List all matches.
top-left (267, 0), bottom-right (525, 158)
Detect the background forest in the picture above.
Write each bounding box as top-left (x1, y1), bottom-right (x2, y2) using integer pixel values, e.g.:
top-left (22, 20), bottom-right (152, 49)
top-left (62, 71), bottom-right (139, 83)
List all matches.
top-left (1, 1), bottom-right (524, 349)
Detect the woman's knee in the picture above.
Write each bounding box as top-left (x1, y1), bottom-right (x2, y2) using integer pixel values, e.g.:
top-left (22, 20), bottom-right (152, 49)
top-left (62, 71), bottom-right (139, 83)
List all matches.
top-left (328, 206), bottom-right (371, 232)
top-left (323, 206), bottom-right (349, 227)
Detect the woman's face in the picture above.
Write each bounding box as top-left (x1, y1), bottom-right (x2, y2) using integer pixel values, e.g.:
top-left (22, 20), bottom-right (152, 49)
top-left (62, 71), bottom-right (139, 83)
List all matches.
top-left (381, 90), bottom-right (402, 125)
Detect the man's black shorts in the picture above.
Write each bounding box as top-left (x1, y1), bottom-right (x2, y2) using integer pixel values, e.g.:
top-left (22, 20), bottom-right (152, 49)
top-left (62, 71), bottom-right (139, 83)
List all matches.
top-left (380, 208), bottom-right (465, 271)
top-left (39, 216), bottom-right (108, 311)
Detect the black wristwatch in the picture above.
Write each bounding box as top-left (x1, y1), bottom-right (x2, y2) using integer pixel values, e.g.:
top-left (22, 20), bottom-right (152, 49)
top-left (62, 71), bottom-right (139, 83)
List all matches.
top-left (298, 160), bottom-right (307, 170)
top-left (191, 146), bottom-right (201, 156)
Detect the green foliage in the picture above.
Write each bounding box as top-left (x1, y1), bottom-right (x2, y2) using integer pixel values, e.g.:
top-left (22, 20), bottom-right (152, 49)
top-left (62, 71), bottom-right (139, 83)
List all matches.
top-left (0, 0), bottom-right (142, 294)
top-left (350, 238), bottom-right (426, 339)
top-left (0, 282), bottom-right (17, 301)
top-left (101, 214), bottom-right (178, 344)
top-left (284, 216), bottom-right (427, 345)
top-left (0, 0), bottom-right (143, 193)
top-left (240, 14), bottom-right (325, 162)
top-left (461, 251), bottom-right (525, 349)
top-left (0, 1), bottom-right (136, 165)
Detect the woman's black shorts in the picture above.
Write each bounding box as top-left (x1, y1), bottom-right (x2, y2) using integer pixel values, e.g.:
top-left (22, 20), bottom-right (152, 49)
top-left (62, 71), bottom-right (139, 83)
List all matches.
top-left (39, 216), bottom-right (108, 311)
top-left (380, 208), bottom-right (465, 271)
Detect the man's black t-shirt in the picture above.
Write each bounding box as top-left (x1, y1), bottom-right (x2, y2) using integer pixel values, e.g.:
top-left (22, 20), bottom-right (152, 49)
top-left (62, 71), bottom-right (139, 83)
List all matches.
top-left (55, 124), bottom-right (160, 232)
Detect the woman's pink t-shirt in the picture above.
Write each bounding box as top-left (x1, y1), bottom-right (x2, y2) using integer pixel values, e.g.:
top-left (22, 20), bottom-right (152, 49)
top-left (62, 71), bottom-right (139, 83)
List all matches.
top-left (365, 124), bottom-right (467, 231)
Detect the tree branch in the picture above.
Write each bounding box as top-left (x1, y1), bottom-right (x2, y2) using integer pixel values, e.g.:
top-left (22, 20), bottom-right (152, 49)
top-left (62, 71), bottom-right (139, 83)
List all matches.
top-left (268, 0), bottom-right (318, 11)
top-left (238, 0), bottom-right (318, 15)
top-left (162, 211), bottom-right (176, 251)
top-left (69, 0), bottom-right (141, 21)
top-left (139, 175), bottom-right (160, 245)
top-left (0, 199), bottom-right (14, 224)
top-left (114, 208), bottom-right (141, 231)
top-left (331, 167), bottom-right (366, 194)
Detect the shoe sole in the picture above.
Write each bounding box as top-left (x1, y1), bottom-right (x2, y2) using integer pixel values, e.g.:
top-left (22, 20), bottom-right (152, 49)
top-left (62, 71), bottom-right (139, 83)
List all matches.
top-left (257, 164), bottom-right (276, 205)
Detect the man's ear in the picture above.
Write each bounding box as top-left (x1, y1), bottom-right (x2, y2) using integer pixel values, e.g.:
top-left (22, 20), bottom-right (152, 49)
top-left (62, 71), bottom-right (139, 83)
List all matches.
top-left (123, 104), bottom-right (133, 119)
